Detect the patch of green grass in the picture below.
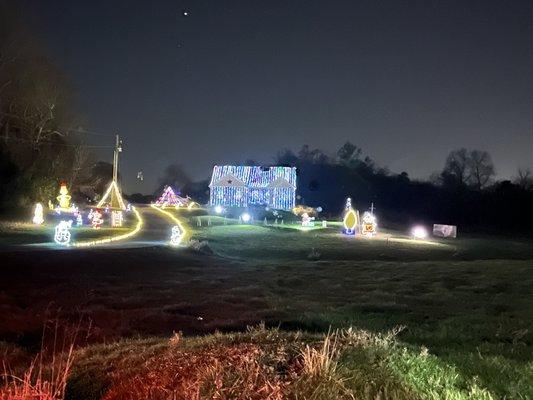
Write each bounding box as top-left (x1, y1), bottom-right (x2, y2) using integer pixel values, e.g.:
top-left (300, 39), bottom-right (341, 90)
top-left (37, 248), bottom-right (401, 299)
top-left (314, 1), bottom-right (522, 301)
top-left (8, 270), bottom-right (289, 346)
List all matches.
top-left (0, 219), bottom-right (135, 246)
top-left (62, 326), bottom-right (527, 399)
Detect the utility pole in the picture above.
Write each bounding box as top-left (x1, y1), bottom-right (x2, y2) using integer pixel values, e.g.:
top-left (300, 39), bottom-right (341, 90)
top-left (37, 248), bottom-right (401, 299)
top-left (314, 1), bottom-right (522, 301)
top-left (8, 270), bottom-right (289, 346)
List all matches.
top-left (97, 134), bottom-right (126, 210)
top-left (112, 134), bottom-right (122, 183)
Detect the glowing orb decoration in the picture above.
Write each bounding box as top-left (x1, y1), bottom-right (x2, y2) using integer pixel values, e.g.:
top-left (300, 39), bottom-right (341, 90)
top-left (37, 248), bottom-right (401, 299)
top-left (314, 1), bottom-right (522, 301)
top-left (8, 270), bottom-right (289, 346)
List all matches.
top-left (111, 210), bottom-right (123, 227)
top-left (57, 183), bottom-right (71, 209)
top-left (214, 205), bottom-right (223, 214)
top-left (241, 212), bottom-right (251, 223)
top-left (412, 225), bottom-right (428, 240)
top-left (361, 212), bottom-right (377, 236)
top-left (91, 210), bottom-right (103, 229)
top-left (54, 220), bottom-right (72, 246)
top-left (33, 203), bottom-right (44, 225)
top-left (169, 225), bottom-right (184, 246)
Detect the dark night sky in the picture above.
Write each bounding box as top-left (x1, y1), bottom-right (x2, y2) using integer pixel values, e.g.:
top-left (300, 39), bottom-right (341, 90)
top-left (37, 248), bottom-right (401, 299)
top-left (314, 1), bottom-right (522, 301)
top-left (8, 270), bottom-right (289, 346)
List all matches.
top-left (19, 0), bottom-right (533, 193)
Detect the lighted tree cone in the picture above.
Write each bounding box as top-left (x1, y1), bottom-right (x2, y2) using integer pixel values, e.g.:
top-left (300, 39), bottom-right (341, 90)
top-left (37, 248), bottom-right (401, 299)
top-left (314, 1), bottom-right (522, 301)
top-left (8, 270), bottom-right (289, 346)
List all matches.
top-left (97, 181), bottom-right (126, 210)
top-left (156, 186), bottom-right (190, 208)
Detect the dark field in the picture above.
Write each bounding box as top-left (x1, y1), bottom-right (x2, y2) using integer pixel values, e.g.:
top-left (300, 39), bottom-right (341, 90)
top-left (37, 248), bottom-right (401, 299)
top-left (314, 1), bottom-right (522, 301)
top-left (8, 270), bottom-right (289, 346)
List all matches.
top-left (1, 208), bottom-right (532, 398)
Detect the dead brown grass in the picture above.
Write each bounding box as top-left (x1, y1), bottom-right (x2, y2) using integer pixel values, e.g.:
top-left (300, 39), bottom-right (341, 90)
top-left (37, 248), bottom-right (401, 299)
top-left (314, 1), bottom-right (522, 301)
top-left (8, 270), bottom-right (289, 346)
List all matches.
top-left (83, 325), bottom-right (406, 400)
top-left (1, 324), bottom-right (412, 399)
top-left (1, 342), bottom-right (75, 400)
top-left (1, 321), bottom-right (80, 400)
top-left (102, 339), bottom-right (287, 399)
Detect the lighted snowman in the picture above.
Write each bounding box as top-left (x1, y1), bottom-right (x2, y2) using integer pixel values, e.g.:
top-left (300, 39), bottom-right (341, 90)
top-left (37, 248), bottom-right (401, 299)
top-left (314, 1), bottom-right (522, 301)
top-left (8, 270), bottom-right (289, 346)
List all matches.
top-left (54, 220), bottom-right (72, 245)
top-left (170, 225), bottom-right (183, 246)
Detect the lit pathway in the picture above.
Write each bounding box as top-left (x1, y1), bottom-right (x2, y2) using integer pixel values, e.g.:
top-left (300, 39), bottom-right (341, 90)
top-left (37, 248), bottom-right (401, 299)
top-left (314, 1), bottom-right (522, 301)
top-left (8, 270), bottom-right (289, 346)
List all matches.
top-left (6, 205), bottom-right (179, 251)
top-left (99, 205), bottom-right (177, 248)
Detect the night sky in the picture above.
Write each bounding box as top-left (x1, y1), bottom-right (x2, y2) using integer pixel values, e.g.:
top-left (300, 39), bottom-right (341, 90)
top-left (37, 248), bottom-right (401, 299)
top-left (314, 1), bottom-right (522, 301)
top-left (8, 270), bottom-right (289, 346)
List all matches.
top-left (20, 0), bottom-right (533, 194)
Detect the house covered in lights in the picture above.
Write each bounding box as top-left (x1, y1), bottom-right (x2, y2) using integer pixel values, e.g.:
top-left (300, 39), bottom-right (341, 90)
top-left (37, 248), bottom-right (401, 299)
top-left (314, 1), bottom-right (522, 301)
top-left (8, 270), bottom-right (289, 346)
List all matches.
top-left (209, 165), bottom-right (297, 210)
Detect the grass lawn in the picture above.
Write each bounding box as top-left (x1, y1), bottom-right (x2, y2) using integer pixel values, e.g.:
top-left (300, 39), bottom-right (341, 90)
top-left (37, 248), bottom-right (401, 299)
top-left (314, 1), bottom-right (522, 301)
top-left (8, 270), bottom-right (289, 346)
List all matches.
top-left (0, 208), bottom-right (532, 399)
top-left (0, 211), bottom-right (138, 246)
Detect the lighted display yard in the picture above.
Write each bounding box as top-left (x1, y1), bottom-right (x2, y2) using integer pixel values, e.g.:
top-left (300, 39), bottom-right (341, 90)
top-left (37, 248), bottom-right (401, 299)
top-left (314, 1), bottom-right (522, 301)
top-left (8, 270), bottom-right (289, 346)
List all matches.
top-left (2, 2), bottom-right (533, 399)
top-left (1, 200), bottom-right (533, 399)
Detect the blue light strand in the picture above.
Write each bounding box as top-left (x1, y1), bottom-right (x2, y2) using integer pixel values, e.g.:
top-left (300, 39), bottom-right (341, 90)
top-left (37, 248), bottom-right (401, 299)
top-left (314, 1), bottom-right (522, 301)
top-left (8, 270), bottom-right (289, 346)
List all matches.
top-left (209, 166), bottom-right (296, 210)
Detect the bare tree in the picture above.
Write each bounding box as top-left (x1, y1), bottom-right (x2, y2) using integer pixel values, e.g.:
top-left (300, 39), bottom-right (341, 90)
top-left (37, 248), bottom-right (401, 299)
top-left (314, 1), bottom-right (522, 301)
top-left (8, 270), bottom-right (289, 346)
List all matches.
top-left (514, 167), bottom-right (533, 191)
top-left (441, 148), bottom-right (495, 190)
top-left (0, 3), bottom-right (87, 203)
top-left (69, 142), bottom-right (94, 187)
top-left (442, 148), bottom-right (470, 186)
top-left (467, 150), bottom-right (495, 190)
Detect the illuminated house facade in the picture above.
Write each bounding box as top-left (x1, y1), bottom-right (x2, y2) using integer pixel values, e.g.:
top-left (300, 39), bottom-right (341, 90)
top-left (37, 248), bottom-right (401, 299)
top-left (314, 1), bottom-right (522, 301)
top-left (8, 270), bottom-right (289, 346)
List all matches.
top-left (209, 165), bottom-right (297, 210)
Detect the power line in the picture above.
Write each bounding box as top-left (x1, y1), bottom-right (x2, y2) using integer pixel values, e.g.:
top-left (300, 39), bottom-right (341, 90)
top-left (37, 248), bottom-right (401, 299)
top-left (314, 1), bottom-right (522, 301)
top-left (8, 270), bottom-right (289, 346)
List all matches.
top-left (67, 128), bottom-right (115, 137)
top-left (1, 136), bottom-right (114, 148)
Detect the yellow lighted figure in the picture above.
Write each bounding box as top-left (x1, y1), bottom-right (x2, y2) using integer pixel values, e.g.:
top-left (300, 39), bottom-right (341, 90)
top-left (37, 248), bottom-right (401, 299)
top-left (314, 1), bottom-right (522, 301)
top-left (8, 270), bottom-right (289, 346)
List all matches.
top-left (57, 182), bottom-right (71, 209)
top-left (342, 197), bottom-right (358, 235)
top-left (343, 209), bottom-right (358, 235)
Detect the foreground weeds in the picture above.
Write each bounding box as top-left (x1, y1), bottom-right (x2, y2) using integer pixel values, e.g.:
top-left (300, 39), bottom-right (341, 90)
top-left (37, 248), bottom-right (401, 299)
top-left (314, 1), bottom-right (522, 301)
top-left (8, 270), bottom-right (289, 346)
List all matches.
top-left (65, 324), bottom-right (488, 400)
top-left (1, 322), bottom-right (77, 400)
top-left (3, 324), bottom-right (524, 399)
